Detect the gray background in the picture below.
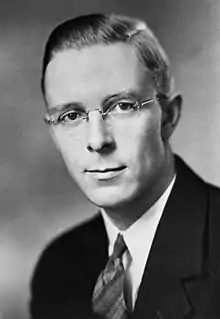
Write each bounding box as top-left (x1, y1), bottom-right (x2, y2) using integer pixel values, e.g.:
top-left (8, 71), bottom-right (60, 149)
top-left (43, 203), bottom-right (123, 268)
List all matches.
top-left (1, 0), bottom-right (220, 318)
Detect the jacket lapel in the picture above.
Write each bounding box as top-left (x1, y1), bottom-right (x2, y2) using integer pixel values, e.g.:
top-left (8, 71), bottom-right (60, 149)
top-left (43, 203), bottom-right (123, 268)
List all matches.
top-left (81, 214), bottom-right (109, 280)
top-left (132, 156), bottom-right (209, 319)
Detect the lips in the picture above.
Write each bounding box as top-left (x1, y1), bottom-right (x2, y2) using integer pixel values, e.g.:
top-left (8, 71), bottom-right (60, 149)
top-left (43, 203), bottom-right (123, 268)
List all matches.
top-left (86, 165), bottom-right (126, 173)
top-left (85, 165), bottom-right (127, 180)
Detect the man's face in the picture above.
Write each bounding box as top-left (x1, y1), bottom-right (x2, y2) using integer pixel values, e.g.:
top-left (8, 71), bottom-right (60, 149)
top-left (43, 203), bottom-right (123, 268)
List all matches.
top-left (45, 43), bottom-right (168, 208)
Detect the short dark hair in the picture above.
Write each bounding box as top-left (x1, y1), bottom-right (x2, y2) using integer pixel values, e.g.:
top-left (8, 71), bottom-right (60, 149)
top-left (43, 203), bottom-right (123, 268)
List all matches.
top-left (41, 13), bottom-right (173, 99)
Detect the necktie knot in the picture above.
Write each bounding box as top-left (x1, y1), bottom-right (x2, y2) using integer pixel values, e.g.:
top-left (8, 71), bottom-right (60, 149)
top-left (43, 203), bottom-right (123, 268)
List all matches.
top-left (110, 234), bottom-right (127, 265)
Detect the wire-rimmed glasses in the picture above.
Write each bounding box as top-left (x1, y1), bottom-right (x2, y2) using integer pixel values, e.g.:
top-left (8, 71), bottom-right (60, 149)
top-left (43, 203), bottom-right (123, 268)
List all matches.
top-left (44, 94), bottom-right (167, 128)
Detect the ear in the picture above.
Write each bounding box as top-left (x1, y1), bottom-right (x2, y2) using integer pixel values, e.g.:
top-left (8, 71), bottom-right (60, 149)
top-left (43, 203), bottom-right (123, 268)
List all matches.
top-left (160, 94), bottom-right (182, 141)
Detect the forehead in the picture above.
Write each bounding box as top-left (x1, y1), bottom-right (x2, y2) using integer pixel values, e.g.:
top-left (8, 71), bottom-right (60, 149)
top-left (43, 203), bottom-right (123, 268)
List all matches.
top-left (45, 43), bottom-right (154, 107)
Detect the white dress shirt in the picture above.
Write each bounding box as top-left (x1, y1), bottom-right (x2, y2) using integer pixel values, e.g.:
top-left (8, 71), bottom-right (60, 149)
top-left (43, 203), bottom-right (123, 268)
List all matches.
top-left (101, 176), bottom-right (176, 310)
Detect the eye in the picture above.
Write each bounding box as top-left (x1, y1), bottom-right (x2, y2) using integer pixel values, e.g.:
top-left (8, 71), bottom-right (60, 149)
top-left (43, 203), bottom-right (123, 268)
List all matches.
top-left (58, 110), bottom-right (84, 124)
top-left (111, 101), bottom-right (136, 113)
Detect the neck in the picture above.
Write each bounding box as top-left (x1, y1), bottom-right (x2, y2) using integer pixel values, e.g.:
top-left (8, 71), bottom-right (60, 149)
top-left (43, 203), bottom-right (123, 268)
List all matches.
top-left (103, 151), bottom-right (175, 230)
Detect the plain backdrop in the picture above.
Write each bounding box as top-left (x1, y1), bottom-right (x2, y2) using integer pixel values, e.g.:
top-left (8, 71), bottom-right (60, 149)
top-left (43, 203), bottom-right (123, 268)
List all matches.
top-left (0, 0), bottom-right (220, 318)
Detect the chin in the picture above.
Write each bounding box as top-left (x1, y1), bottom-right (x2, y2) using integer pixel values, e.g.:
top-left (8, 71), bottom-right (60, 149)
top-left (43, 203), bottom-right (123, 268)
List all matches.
top-left (85, 185), bottom-right (137, 209)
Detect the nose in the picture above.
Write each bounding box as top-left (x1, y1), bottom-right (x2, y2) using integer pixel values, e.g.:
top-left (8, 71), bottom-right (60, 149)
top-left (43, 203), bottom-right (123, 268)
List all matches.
top-left (86, 110), bottom-right (115, 153)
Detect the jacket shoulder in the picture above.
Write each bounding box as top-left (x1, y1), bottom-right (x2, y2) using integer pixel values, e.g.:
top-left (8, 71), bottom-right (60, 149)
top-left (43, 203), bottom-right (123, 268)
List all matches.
top-left (29, 213), bottom-right (105, 317)
top-left (33, 213), bottom-right (102, 272)
top-left (175, 155), bottom-right (220, 267)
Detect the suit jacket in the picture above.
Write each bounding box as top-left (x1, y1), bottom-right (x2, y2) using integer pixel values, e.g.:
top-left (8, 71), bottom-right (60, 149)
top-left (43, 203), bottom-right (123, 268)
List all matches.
top-left (30, 156), bottom-right (220, 319)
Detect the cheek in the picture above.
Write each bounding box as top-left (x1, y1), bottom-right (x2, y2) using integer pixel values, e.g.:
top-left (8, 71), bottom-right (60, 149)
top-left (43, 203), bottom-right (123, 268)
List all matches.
top-left (116, 115), bottom-right (162, 166)
top-left (52, 131), bottom-right (86, 169)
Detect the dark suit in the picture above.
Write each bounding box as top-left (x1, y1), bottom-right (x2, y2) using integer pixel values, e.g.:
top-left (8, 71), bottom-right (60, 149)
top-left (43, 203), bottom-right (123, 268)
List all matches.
top-left (30, 156), bottom-right (220, 319)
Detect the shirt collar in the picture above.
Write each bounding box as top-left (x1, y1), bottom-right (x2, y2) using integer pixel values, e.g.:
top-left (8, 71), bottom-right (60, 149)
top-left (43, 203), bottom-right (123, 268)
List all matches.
top-left (101, 175), bottom-right (176, 259)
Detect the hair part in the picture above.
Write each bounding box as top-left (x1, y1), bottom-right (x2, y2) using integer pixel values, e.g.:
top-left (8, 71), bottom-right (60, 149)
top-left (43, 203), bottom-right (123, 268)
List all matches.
top-left (41, 13), bottom-right (174, 99)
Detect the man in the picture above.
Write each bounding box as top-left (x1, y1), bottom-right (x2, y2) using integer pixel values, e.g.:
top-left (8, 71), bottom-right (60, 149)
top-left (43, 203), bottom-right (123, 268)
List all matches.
top-left (30, 13), bottom-right (220, 319)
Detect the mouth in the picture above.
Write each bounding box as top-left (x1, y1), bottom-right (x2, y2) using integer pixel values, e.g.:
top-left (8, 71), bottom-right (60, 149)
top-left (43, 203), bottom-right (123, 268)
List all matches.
top-left (85, 165), bottom-right (127, 180)
top-left (86, 166), bottom-right (127, 173)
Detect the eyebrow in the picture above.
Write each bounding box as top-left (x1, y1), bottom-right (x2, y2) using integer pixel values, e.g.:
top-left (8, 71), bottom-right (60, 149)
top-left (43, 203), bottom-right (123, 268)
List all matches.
top-left (48, 101), bottom-right (84, 115)
top-left (48, 90), bottom-right (140, 115)
top-left (102, 90), bottom-right (140, 105)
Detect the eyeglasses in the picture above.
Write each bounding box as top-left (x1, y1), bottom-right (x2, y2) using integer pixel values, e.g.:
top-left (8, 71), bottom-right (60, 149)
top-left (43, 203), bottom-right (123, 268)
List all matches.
top-left (44, 94), bottom-right (166, 127)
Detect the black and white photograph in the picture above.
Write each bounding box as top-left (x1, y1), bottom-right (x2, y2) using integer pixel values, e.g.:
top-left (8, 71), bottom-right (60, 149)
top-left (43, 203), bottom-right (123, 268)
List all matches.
top-left (1, 1), bottom-right (220, 318)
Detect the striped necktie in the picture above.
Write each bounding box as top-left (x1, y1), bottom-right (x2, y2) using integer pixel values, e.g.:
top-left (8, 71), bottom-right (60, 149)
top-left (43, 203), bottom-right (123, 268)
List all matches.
top-left (92, 233), bottom-right (129, 319)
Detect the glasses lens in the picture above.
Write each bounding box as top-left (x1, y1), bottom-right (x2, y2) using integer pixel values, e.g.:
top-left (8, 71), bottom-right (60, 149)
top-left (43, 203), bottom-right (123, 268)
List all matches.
top-left (58, 110), bottom-right (86, 124)
top-left (106, 100), bottom-right (136, 117)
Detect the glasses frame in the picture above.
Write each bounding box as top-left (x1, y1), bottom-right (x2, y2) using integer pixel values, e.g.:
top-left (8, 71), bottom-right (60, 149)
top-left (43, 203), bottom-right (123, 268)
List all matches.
top-left (44, 94), bottom-right (167, 125)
